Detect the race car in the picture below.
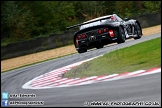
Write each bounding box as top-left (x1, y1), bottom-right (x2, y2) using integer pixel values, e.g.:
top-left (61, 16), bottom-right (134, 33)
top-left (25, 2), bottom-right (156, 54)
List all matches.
top-left (67, 14), bottom-right (142, 53)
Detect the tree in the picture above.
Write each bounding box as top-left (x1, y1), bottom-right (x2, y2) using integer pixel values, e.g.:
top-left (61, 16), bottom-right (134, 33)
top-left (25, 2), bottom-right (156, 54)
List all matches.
top-left (142, 1), bottom-right (161, 13)
top-left (1, 1), bottom-right (34, 41)
top-left (114, 1), bottom-right (139, 17)
top-left (137, 1), bottom-right (143, 11)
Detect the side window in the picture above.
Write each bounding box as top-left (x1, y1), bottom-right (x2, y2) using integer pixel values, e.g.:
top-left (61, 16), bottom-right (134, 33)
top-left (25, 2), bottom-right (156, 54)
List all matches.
top-left (115, 15), bottom-right (123, 22)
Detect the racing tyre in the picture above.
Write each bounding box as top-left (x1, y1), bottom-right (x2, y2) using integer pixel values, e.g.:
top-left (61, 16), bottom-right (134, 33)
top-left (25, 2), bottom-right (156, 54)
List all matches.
top-left (77, 49), bottom-right (87, 53)
top-left (96, 46), bottom-right (104, 49)
top-left (134, 22), bottom-right (142, 39)
top-left (96, 44), bottom-right (104, 49)
top-left (117, 26), bottom-right (126, 44)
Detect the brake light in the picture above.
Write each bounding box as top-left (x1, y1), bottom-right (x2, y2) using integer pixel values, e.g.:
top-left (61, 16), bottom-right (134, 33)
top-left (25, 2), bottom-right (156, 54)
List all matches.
top-left (78, 35), bottom-right (81, 39)
top-left (77, 34), bottom-right (86, 39)
top-left (98, 29), bottom-right (102, 34)
top-left (108, 30), bottom-right (114, 37)
top-left (103, 28), bottom-right (107, 32)
top-left (81, 34), bottom-right (86, 38)
top-left (76, 38), bottom-right (78, 45)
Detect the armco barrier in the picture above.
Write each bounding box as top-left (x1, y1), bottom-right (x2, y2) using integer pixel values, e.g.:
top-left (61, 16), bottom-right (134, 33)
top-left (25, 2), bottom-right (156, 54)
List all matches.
top-left (1, 31), bottom-right (75, 60)
top-left (133, 12), bottom-right (161, 28)
top-left (1, 12), bottom-right (161, 60)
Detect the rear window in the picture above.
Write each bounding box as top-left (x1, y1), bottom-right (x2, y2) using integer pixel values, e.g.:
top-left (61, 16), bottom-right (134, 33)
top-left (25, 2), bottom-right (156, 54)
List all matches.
top-left (80, 19), bottom-right (113, 30)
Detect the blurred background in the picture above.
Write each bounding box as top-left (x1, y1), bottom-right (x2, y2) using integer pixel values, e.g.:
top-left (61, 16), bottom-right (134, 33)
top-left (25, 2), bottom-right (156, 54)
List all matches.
top-left (1, 1), bottom-right (161, 46)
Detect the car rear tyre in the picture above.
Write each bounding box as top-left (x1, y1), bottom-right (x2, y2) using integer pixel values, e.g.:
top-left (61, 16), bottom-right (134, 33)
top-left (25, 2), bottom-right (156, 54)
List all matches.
top-left (96, 45), bottom-right (104, 49)
top-left (96, 46), bottom-right (103, 49)
top-left (117, 26), bottom-right (126, 44)
top-left (134, 22), bottom-right (142, 39)
top-left (77, 49), bottom-right (87, 53)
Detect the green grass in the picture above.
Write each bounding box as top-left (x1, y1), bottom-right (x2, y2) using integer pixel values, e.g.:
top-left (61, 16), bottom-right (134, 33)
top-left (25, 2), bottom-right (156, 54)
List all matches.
top-left (63, 37), bottom-right (161, 78)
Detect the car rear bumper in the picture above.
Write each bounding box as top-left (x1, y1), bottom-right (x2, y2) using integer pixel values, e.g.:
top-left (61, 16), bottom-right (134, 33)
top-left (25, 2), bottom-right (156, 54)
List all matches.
top-left (76, 34), bottom-right (117, 50)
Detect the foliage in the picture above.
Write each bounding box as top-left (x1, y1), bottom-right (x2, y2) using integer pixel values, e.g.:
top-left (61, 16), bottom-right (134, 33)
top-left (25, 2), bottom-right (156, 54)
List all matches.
top-left (1, 1), bottom-right (34, 42)
top-left (114, 1), bottom-right (139, 18)
top-left (1, 1), bottom-right (76, 44)
top-left (72, 1), bottom-right (116, 21)
top-left (142, 1), bottom-right (161, 14)
top-left (1, 1), bottom-right (161, 46)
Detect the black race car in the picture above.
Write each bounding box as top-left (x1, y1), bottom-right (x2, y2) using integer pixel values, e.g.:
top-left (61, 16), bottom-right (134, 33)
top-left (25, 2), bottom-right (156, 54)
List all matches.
top-left (67, 14), bottom-right (142, 53)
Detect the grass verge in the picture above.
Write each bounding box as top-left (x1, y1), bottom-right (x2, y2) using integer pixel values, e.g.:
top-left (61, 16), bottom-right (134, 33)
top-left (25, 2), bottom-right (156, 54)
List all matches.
top-left (63, 37), bottom-right (161, 78)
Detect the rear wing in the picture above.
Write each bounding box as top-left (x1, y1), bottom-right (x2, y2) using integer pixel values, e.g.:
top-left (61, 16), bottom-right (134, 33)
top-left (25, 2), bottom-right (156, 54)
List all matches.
top-left (66, 16), bottom-right (111, 30)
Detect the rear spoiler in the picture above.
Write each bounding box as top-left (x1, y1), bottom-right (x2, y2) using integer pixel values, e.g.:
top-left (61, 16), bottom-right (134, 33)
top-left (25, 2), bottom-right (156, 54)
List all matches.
top-left (66, 16), bottom-right (111, 30)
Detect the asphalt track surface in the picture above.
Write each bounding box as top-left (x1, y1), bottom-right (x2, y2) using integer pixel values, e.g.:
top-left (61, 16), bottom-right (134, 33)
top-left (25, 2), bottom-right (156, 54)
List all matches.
top-left (1, 33), bottom-right (161, 107)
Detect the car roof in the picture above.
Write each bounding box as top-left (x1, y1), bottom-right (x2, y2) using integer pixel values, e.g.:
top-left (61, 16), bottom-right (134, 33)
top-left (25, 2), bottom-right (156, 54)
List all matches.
top-left (79, 14), bottom-right (118, 30)
top-left (83, 15), bottom-right (113, 24)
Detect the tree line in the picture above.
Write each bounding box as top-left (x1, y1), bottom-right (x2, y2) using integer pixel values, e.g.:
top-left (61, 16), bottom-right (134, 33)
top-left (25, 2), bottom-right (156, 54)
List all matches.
top-left (1, 1), bottom-right (161, 46)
